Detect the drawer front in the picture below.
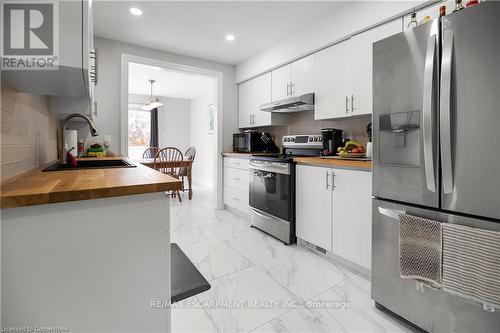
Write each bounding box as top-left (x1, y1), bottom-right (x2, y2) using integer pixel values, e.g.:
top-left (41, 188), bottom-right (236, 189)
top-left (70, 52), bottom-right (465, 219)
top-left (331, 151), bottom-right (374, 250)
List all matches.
top-left (223, 185), bottom-right (249, 213)
top-left (223, 157), bottom-right (249, 170)
top-left (224, 167), bottom-right (249, 191)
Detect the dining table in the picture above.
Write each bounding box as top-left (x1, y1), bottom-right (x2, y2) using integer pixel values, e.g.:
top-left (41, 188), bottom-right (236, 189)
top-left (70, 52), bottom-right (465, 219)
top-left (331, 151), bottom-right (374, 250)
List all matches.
top-left (135, 158), bottom-right (193, 200)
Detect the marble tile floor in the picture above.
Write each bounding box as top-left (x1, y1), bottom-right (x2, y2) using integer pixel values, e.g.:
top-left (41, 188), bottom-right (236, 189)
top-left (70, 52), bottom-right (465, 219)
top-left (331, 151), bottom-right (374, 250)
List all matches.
top-left (170, 187), bottom-right (416, 333)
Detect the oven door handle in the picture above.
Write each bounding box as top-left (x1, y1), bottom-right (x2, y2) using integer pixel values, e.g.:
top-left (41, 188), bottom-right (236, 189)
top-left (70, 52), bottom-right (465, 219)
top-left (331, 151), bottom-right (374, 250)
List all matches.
top-left (249, 162), bottom-right (290, 175)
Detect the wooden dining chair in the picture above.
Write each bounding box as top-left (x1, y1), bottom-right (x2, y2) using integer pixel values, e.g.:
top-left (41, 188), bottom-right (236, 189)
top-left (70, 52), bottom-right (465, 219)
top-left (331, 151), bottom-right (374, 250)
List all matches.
top-left (143, 147), bottom-right (160, 159)
top-left (179, 147), bottom-right (196, 192)
top-left (154, 147), bottom-right (184, 202)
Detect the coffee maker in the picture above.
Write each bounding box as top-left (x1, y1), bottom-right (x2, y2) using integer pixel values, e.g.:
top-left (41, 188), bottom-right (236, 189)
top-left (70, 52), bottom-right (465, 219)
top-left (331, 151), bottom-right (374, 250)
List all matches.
top-left (321, 128), bottom-right (344, 156)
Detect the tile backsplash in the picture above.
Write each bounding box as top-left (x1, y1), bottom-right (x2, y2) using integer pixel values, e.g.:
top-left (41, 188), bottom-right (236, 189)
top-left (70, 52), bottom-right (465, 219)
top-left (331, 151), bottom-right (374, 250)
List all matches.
top-left (1, 84), bottom-right (58, 181)
top-left (253, 111), bottom-right (372, 148)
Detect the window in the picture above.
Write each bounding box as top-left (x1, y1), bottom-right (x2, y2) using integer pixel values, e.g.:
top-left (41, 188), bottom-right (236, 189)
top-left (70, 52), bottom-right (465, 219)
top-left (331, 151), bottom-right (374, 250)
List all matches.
top-left (128, 109), bottom-right (150, 159)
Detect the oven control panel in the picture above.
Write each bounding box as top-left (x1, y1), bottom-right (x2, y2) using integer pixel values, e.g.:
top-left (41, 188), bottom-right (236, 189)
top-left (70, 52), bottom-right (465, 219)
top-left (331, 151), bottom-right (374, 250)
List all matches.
top-left (282, 134), bottom-right (322, 148)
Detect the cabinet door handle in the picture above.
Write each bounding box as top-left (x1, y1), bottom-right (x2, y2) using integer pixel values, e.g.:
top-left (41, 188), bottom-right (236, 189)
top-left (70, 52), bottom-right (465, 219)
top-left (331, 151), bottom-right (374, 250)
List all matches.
top-left (232, 177), bottom-right (240, 181)
top-left (345, 96), bottom-right (350, 114)
top-left (350, 94), bottom-right (355, 113)
top-left (232, 197), bottom-right (240, 201)
top-left (325, 171), bottom-right (330, 189)
top-left (331, 173), bottom-right (336, 191)
top-left (290, 82), bottom-right (295, 96)
top-left (286, 83), bottom-right (290, 96)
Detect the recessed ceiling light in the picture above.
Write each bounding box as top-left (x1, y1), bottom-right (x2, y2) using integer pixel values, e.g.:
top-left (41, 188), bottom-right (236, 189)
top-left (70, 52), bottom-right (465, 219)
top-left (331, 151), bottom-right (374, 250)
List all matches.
top-left (225, 34), bottom-right (235, 41)
top-left (129, 7), bottom-right (143, 16)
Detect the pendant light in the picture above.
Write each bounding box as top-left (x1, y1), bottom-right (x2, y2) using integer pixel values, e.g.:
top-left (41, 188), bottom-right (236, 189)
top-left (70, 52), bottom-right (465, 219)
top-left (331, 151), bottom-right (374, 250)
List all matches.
top-left (142, 79), bottom-right (163, 111)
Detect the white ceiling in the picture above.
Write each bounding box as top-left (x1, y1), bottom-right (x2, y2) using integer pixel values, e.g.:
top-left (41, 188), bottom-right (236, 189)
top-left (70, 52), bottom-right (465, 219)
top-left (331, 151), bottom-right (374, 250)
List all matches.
top-left (128, 62), bottom-right (215, 99)
top-left (93, 1), bottom-right (344, 65)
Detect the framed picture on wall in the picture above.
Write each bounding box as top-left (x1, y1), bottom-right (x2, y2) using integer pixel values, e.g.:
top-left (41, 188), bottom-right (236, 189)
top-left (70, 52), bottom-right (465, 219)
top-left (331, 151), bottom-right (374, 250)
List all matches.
top-left (208, 104), bottom-right (215, 134)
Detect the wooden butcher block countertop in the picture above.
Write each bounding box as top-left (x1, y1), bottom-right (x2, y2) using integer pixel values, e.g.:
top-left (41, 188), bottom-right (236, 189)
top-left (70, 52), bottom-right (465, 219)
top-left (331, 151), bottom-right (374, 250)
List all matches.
top-left (0, 157), bottom-right (182, 208)
top-left (293, 157), bottom-right (372, 171)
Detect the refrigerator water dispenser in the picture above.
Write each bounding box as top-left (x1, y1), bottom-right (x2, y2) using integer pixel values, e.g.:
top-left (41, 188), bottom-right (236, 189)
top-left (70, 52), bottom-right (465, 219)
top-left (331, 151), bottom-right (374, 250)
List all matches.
top-left (379, 110), bottom-right (420, 166)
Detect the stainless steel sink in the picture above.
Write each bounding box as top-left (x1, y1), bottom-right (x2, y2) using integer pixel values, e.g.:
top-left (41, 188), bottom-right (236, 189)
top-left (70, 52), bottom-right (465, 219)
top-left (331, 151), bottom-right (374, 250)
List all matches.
top-left (43, 158), bottom-right (137, 171)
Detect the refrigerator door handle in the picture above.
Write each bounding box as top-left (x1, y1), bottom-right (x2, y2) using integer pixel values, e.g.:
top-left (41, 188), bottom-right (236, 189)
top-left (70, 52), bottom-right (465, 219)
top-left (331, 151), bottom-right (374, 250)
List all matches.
top-left (378, 207), bottom-right (405, 220)
top-left (440, 31), bottom-right (454, 194)
top-left (422, 33), bottom-right (437, 193)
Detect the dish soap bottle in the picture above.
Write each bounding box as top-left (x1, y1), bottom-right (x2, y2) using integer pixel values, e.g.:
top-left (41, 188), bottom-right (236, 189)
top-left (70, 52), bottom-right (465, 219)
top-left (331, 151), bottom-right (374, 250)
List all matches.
top-left (77, 139), bottom-right (85, 157)
top-left (407, 12), bottom-right (418, 29)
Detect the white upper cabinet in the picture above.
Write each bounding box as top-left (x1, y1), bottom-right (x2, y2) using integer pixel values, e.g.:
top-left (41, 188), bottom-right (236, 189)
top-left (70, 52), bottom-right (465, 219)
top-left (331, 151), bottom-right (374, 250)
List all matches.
top-left (314, 40), bottom-right (351, 120)
top-left (349, 20), bottom-right (402, 116)
top-left (2, 0), bottom-right (94, 98)
top-left (290, 55), bottom-right (315, 96)
top-left (296, 165), bottom-right (333, 251)
top-left (271, 55), bottom-right (314, 101)
top-left (252, 73), bottom-right (273, 127)
top-left (314, 19), bottom-right (402, 120)
top-left (238, 72), bottom-right (285, 128)
top-left (271, 64), bottom-right (292, 101)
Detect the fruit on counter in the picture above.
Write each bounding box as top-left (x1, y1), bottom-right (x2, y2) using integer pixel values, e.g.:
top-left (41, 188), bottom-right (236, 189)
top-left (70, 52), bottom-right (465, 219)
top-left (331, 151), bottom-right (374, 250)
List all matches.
top-left (337, 140), bottom-right (365, 154)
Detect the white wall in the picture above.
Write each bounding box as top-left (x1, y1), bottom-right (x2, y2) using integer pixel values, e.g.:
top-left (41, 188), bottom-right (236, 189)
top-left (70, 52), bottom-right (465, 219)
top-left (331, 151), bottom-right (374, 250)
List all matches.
top-left (236, 1), bottom-right (427, 82)
top-left (189, 84), bottom-right (216, 189)
top-left (93, 36), bottom-right (238, 153)
top-left (129, 94), bottom-right (191, 153)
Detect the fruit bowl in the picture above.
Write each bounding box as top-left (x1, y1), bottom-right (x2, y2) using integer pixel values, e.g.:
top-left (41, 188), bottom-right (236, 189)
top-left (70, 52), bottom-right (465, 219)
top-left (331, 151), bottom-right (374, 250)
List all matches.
top-left (337, 152), bottom-right (366, 158)
top-left (337, 140), bottom-right (366, 157)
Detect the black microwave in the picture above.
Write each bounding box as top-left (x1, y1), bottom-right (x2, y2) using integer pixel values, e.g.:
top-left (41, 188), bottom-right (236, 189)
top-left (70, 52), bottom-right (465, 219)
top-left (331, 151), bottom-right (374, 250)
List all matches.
top-left (233, 132), bottom-right (269, 153)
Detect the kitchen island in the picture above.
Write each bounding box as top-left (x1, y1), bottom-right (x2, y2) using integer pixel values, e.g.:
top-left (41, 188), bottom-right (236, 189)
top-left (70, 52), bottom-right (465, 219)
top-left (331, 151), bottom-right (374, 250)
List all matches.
top-left (0, 160), bottom-right (181, 332)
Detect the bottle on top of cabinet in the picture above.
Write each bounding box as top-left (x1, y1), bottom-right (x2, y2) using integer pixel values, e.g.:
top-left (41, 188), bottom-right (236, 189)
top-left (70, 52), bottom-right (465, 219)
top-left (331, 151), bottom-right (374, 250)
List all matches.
top-left (453, 0), bottom-right (465, 12)
top-left (420, 16), bottom-right (431, 24)
top-left (407, 12), bottom-right (418, 29)
top-left (439, 6), bottom-right (447, 17)
top-left (466, 0), bottom-right (479, 7)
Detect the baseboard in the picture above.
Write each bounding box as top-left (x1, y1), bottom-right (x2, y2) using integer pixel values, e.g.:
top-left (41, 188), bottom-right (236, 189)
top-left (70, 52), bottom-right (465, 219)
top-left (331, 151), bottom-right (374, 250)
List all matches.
top-left (297, 238), bottom-right (371, 278)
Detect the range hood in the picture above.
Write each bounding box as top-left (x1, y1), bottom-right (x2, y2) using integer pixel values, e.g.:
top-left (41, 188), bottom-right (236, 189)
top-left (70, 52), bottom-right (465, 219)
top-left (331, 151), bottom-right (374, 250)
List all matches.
top-left (259, 93), bottom-right (314, 113)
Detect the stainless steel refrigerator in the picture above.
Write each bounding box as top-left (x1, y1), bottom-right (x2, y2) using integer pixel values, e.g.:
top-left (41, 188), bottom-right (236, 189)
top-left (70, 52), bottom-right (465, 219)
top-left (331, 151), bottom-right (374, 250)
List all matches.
top-left (372, 3), bottom-right (500, 331)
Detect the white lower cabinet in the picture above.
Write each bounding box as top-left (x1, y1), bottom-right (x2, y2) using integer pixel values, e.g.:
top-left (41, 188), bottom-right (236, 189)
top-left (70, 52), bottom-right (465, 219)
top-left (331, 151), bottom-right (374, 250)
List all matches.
top-left (223, 185), bottom-right (249, 214)
top-left (296, 164), bottom-right (372, 271)
top-left (223, 157), bottom-right (250, 214)
top-left (332, 169), bottom-right (372, 270)
top-left (296, 165), bottom-right (333, 251)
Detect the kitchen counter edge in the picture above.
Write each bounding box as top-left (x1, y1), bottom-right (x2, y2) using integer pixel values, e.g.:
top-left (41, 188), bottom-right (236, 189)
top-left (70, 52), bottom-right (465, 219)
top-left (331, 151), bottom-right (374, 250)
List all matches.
top-left (223, 153), bottom-right (371, 171)
top-left (0, 158), bottom-right (182, 209)
top-left (293, 157), bottom-right (372, 171)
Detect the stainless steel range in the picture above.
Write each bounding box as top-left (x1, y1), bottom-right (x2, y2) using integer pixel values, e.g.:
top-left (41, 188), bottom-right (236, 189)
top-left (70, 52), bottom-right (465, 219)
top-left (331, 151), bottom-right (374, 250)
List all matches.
top-left (249, 134), bottom-right (322, 244)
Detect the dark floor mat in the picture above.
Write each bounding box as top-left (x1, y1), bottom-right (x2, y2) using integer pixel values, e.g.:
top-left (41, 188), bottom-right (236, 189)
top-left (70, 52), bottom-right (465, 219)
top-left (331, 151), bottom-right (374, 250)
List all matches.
top-left (171, 243), bottom-right (211, 303)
